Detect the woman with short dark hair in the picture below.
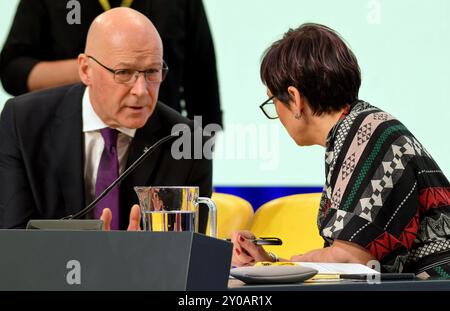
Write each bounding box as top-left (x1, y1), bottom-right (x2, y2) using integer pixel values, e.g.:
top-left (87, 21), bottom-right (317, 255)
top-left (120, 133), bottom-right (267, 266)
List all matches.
top-left (231, 23), bottom-right (450, 278)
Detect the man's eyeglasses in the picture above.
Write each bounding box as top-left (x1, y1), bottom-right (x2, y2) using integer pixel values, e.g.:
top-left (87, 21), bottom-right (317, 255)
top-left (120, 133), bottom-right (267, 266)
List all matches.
top-left (259, 95), bottom-right (278, 119)
top-left (87, 55), bottom-right (169, 85)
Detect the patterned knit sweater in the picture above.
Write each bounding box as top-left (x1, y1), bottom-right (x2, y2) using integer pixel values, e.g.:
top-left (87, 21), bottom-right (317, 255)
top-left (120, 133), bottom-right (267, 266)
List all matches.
top-left (318, 101), bottom-right (450, 273)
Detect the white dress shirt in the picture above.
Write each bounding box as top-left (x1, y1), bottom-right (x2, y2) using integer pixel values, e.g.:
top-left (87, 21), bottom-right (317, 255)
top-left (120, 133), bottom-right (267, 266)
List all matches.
top-left (82, 87), bottom-right (136, 205)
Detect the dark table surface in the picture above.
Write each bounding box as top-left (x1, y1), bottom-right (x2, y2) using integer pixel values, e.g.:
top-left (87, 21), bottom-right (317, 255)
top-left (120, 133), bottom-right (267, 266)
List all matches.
top-left (228, 277), bottom-right (450, 291)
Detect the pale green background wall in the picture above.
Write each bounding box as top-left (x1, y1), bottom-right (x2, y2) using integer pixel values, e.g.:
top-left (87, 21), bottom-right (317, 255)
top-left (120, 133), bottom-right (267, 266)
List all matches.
top-left (1, 0), bottom-right (449, 186)
top-left (0, 0), bottom-right (18, 107)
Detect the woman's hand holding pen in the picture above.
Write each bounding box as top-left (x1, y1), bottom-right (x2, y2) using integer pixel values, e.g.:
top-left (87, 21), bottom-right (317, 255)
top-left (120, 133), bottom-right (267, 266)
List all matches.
top-left (230, 231), bottom-right (273, 267)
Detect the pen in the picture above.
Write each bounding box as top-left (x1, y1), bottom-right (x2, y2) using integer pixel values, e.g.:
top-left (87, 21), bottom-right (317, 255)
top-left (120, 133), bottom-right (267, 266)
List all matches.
top-left (252, 237), bottom-right (283, 245)
top-left (339, 273), bottom-right (416, 280)
top-left (226, 237), bottom-right (283, 245)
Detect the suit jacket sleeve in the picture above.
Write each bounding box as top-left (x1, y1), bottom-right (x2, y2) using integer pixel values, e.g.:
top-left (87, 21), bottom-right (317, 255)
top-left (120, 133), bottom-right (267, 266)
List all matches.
top-left (182, 0), bottom-right (222, 126)
top-left (0, 100), bottom-right (36, 228)
top-left (0, 0), bottom-right (48, 95)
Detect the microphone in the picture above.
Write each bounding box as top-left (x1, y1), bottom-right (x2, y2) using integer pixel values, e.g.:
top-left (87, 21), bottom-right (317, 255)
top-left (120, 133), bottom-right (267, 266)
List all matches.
top-left (26, 131), bottom-right (181, 230)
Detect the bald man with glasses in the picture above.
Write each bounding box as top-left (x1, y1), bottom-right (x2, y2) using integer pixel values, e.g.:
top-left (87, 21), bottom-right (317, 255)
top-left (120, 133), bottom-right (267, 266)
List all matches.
top-left (0, 8), bottom-right (213, 232)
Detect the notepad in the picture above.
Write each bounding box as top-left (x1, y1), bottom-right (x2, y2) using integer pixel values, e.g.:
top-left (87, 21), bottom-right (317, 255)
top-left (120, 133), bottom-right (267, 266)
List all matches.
top-left (293, 262), bottom-right (380, 282)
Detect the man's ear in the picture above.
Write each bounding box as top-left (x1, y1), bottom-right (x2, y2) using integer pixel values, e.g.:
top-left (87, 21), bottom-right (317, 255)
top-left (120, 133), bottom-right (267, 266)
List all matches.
top-left (78, 53), bottom-right (91, 85)
top-left (287, 86), bottom-right (303, 114)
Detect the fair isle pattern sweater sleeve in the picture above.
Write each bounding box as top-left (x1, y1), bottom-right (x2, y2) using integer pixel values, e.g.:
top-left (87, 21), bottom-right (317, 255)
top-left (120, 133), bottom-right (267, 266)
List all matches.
top-left (318, 101), bottom-right (450, 273)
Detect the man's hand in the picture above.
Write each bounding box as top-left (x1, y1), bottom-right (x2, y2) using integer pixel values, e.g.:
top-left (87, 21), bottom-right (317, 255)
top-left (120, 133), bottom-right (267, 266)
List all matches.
top-left (100, 208), bottom-right (112, 231)
top-left (127, 204), bottom-right (141, 231)
top-left (100, 204), bottom-right (141, 231)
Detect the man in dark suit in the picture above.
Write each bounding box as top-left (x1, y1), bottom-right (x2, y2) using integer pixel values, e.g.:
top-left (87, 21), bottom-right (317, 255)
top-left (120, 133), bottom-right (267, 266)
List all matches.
top-left (0, 8), bottom-right (212, 231)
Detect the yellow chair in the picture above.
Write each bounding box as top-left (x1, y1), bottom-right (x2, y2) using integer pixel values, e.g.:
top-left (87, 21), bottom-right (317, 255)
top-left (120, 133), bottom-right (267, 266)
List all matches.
top-left (250, 193), bottom-right (324, 259)
top-left (207, 192), bottom-right (254, 239)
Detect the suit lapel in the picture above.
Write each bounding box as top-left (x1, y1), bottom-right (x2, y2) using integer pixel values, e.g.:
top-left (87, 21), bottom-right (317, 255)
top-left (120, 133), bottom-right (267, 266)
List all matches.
top-left (50, 84), bottom-right (86, 217)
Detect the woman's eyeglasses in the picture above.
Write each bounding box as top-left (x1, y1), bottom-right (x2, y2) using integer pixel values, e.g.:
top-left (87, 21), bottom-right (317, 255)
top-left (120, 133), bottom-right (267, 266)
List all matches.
top-left (259, 95), bottom-right (278, 119)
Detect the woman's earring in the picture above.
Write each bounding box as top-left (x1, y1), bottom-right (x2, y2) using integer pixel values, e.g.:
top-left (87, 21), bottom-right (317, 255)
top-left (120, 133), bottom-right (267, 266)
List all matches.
top-left (295, 112), bottom-right (301, 120)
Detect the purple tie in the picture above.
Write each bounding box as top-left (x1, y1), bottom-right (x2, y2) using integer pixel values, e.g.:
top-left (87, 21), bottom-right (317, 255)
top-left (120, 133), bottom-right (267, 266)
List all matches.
top-left (94, 128), bottom-right (120, 230)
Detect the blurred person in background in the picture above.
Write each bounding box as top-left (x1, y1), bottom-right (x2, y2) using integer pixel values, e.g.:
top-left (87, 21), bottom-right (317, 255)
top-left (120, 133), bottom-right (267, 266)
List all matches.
top-left (0, 0), bottom-right (222, 127)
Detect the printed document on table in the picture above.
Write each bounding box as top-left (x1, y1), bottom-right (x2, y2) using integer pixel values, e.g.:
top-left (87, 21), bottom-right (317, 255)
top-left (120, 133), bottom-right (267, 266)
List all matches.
top-left (293, 262), bottom-right (380, 275)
